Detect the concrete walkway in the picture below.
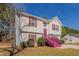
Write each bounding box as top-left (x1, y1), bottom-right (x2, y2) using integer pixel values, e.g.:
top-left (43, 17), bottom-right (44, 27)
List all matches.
top-left (58, 44), bottom-right (79, 49)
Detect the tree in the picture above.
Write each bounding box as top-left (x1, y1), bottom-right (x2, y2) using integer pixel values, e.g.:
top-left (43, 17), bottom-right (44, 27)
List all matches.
top-left (61, 26), bottom-right (79, 38)
top-left (0, 3), bottom-right (28, 55)
top-left (0, 4), bottom-right (16, 41)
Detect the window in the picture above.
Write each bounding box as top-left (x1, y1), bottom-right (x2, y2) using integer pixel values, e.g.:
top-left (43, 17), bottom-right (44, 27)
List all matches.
top-left (55, 25), bottom-right (59, 31)
top-left (52, 24), bottom-right (59, 31)
top-left (31, 19), bottom-right (35, 26)
top-left (29, 34), bottom-right (36, 42)
top-left (29, 34), bottom-right (35, 39)
top-left (29, 18), bottom-right (37, 27)
top-left (69, 39), bottom-right (72, 41)
top-left (64, 38), bottom-right (68, 40)
top-left (31, 35), bottom-right (35, 39)
top-left (52, 24), bottom-right (55, 30)
top-left (43, 22), bottom-right (47, 26)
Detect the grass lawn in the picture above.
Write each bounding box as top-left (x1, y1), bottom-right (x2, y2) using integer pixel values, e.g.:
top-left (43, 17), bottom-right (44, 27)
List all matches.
top-left (15, 46), bottom-right (79, 56)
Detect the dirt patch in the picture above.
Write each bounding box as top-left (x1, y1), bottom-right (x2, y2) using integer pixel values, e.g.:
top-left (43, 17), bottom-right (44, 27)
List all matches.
top-left (0, 42), bottom-right (12, 48)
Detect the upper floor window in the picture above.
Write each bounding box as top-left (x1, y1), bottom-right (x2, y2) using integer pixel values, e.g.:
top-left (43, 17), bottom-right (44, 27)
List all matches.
top-left (52, 24), bottom-right (59, 31)
top-left (31, 19), bottom-right (35, 26)
top-left (43, 22), bottom-right (47, 27)
top-left (29, 17), bottom-right (37, 27)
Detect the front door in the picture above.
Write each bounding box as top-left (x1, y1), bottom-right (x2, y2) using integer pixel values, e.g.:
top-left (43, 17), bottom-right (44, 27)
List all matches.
top-left (43, 28), bottom-right (47, 37)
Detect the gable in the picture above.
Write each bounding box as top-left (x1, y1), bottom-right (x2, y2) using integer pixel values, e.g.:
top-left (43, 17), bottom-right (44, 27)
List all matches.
top-left (49, 18), bottom-right (61, 27)
top-left (49, 16), bottom-right (63, 26)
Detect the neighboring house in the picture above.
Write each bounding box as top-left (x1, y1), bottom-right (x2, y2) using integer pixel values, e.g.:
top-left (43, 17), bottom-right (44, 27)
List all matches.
top-left (0, 20), bottom-right (4, 32)
top-left (63, 34), bottom-right (79, 43)
top-left (0, 20), bottom-right (9, 42)
top-left (0, 20), bottom-right (9, 32)
top-left (15, 12), bottom-right (63, 46)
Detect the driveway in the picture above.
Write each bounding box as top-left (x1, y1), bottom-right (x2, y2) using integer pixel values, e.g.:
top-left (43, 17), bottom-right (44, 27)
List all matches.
top-left (58, 44), bottom-right (79, 49)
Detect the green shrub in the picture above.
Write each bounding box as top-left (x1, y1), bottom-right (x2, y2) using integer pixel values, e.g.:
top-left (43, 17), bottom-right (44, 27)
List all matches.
top-left (37, 37), bottom-right (45, 46)
top-left (20, 41), bottom-right (27, 49)
top-left (27, 39), bottom-right (34, 47)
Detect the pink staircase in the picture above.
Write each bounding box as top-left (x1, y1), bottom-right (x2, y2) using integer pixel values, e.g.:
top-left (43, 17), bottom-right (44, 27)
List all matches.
top-left (44, 35), bottom-right (61, 48)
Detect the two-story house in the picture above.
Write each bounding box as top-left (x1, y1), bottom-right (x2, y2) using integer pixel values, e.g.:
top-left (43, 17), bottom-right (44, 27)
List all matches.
top-left (15, 12), bottom-right (63, 46)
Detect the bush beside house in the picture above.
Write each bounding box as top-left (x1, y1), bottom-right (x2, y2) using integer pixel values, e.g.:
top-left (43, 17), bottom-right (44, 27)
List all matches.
top-left (27, 39), bottom-right (34, 47)
top-left (20, 41), bottom-right (28, 49)
top-left (37, 37), bottom-right (45, 46)
top-left (20, 39), bottom-right (34, 48)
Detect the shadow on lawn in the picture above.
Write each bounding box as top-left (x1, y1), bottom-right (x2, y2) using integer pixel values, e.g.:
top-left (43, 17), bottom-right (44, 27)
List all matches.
top-left (0, 47), bottom-right (24, 56)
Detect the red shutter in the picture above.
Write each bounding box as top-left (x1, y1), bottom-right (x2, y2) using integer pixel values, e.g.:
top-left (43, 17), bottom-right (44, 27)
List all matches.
top-left (52, 24), bottom-right (53, 30)
top-left (28, 34), bottom-right (30, 39)
top-left (35, 19), bottom-right (37, 27)
top-left (29, 17), bottom-right (31, 26)
top-left (34, 35), bottom-right (37, 46)
top-left (34, 35), bottom-right (36, 42)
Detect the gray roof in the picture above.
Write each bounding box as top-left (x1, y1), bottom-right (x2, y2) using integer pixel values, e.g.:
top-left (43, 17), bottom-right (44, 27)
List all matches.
top-left (20, 12), bottom-right (49, 23)
top-left (19, 12), bottom-right (63, 25)
top-left (69, 33), bottom-right (79, 38)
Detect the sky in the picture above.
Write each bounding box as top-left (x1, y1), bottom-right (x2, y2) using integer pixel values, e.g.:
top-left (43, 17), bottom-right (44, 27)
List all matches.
top-left (14, 3), bottom-right (79, 30)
